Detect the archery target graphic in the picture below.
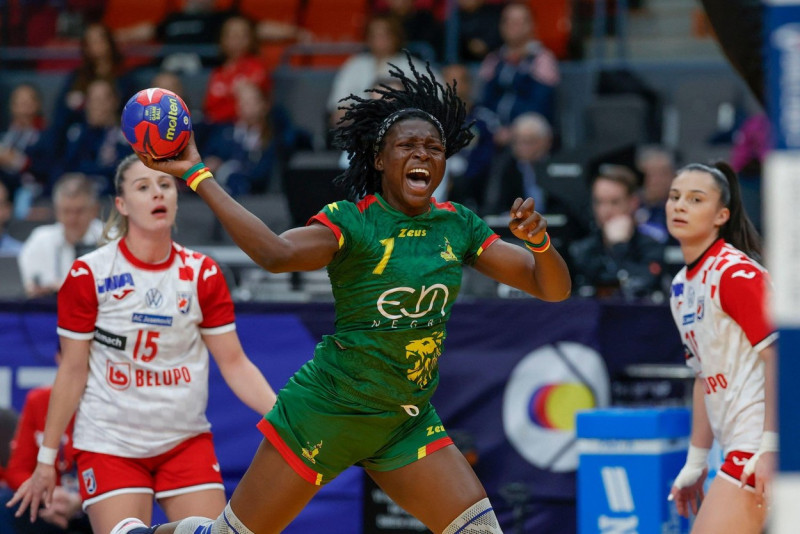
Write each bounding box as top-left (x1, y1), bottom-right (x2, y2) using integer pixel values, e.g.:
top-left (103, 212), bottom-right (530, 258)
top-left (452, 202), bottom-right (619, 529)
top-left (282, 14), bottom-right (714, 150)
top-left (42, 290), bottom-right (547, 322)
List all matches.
top-left (503, 342), bottom-right (610, 472)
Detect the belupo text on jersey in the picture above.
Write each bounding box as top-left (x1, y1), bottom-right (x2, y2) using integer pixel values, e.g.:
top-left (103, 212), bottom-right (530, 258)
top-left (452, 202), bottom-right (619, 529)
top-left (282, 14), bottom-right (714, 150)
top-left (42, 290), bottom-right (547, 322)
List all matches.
top-left (373, 284), bottom-right (450, 328)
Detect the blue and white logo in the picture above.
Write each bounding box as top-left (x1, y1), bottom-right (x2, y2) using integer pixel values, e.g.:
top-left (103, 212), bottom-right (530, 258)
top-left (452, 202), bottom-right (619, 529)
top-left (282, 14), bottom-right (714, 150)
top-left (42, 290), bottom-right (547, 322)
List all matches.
top-left (145, 288), bottom-right (163, 308)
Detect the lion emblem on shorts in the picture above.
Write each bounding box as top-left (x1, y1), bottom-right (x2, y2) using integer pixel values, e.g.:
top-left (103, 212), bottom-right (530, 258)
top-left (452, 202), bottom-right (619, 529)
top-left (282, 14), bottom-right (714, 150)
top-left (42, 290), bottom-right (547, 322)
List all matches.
top-left (405, 331), bottom-right (444, 388)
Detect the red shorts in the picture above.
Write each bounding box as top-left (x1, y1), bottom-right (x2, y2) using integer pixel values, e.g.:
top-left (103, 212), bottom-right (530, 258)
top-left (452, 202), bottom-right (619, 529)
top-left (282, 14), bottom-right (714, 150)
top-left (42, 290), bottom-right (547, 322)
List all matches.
top-left (718, 450), bottom-right (756, 489)
top-left (74, 432), bottom-right (224, 507)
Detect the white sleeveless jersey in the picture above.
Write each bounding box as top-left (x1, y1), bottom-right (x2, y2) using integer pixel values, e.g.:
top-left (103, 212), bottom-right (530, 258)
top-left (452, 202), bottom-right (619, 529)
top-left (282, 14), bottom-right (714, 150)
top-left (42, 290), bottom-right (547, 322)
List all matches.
top-left (57, 238), bottom-right (236, 457)
top-left (669, 239), bottom-right (777, 455)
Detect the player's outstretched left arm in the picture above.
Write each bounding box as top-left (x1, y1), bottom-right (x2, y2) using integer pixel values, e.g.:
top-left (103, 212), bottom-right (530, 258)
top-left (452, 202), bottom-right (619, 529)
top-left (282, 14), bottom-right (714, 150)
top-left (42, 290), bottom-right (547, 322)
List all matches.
top-left (204, 331), bottom-right (277, 415)
top-left (473, 197), bottom-right (571, 301)
top-left (136, 135), bottom-right (339, 274)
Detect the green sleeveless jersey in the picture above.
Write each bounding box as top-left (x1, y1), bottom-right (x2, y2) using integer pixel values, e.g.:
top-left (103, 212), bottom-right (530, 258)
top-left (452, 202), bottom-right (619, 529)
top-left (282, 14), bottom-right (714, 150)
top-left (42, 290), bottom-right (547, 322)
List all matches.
top-left (308, 193), bottom-right (499, 409)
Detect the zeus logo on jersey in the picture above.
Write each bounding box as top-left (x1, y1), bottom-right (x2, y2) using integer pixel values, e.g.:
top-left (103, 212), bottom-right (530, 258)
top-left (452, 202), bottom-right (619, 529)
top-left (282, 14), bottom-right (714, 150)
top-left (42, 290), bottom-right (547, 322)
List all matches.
top-left (398, 228), bottom-right (427, 237)
top-left (97, 273), bottom-right (135, 294)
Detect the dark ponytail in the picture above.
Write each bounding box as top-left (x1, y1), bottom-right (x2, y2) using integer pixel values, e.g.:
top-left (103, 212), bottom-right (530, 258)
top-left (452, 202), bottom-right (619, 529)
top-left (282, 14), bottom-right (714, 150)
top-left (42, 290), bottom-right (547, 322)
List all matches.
top-left (679, 161), bottom-right (762, 261)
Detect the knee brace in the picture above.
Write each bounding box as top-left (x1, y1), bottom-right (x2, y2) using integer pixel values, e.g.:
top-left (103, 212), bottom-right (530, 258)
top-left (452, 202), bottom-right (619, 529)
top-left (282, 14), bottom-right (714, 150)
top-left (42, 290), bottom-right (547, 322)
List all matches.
top-left (174, 503), bottom-right (255, 534)
top-left (442, 498), bottom-right (503, 534)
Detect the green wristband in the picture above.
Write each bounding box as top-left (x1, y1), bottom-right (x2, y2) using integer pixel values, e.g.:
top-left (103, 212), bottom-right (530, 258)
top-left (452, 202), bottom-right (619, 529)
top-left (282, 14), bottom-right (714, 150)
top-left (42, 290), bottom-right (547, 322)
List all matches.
top-left (181, 162), bottom-right (206, 182)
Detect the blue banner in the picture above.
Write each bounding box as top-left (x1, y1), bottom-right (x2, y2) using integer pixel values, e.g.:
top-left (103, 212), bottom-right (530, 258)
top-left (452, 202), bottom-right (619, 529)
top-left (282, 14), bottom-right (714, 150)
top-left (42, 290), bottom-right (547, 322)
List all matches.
top-left (0, 299), bottom-right (683, 532)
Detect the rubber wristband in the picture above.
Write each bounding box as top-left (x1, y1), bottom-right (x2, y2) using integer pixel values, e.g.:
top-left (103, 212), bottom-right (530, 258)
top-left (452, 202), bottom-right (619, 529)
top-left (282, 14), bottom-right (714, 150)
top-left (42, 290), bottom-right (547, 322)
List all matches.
top-left (524, 233), bottom-right (550, 253)
top-left (188, 171), bottom-right (213, 192)
top-left (181, 162), bottom-right (206, 182)
top-left (37, 445), bottom-right (57, 466)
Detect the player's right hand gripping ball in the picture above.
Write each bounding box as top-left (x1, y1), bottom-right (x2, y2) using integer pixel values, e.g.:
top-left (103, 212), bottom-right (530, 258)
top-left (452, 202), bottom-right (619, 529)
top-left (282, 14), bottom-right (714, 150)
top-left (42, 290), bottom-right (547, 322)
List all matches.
top-left (121, 88), bottom-right (191, 159)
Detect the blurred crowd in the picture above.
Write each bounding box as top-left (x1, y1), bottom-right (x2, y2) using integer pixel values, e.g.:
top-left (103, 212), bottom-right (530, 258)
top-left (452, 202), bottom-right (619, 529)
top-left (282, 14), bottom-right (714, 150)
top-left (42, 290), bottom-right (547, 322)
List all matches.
top-left (0, 0), bottom-right (767, 305)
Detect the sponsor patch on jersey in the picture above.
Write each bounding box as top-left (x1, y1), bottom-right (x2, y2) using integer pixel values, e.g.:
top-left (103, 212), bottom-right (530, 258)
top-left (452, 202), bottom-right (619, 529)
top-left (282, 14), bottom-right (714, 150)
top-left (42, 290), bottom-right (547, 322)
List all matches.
top-left (687, 286), bottom-right (695, 307)
top-left (97, 272), bottom-right (135, 294)
top-left (145, 288), bottom-right (164, 308)
top-left (82, 468), bottom-right (97, 495)
top-left (696, 297), bottom-right (705, 321)
top-left (132, 313), bottom-right (173, 326)
top-left (177, 291), bottom-right (192, 314)
top-left (106, 361), bottom-right (131, 390)
top-left (94, 327), bottom-right (126, 350)
top-left (682, 313), bottom-right (695, 325)
top-left (671, 282), bottom-right (684, 297)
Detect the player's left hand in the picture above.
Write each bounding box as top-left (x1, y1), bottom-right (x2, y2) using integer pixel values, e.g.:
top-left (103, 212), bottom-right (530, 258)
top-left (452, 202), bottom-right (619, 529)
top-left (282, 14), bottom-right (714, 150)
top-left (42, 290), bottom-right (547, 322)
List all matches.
top-left (509, 197), bottom-right (547, 244)
top-left (741, 450), bottom-right (775, 507)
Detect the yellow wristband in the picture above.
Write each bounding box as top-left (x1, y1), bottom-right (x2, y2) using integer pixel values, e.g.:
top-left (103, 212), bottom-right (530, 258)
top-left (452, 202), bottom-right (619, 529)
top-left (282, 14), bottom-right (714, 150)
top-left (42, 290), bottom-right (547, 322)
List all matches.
top-left (188, 170), bottom-right (213, 192)
top-left (523, 233), bottom-right (551, 253)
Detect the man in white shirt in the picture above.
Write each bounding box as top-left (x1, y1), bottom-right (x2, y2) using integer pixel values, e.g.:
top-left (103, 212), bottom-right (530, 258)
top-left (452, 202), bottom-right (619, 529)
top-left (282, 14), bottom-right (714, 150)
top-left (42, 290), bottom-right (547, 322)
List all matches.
top-left (18, 173), bottom-right (103, 298)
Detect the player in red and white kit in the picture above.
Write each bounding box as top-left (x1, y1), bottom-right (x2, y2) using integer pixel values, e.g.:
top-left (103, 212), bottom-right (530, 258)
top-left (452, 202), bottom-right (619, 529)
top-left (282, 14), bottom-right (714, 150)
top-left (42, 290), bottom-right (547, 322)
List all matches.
top-left (8, 154), bottom-right (277, 534)
top-left (666, 162), bottom-right (777, 533)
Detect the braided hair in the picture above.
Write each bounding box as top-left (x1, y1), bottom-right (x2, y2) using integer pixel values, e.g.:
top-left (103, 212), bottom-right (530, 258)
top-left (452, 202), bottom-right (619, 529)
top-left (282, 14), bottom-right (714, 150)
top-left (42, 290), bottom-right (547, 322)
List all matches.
top-left (332, 52), bottom-right (474, 201)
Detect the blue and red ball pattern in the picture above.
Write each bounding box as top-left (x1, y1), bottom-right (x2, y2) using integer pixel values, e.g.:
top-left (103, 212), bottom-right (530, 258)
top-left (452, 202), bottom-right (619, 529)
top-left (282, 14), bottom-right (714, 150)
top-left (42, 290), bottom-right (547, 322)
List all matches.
top-left (121, 88), bottom-right (192, 159)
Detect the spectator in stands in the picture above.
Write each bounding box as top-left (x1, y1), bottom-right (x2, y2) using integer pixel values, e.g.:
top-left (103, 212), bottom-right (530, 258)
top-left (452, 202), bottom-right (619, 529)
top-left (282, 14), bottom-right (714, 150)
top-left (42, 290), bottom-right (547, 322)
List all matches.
top-left (17, 173), bottom-right (103, 299)
top-left (568, 164), bottom-right (665, 300)
top-left (0, 83), bottom-right (46, 207)
top-left (1, 346), bottom-right (91, 534)
top-left (477, 2), bottom-right (560, 146)
top-left (51, 23), bottom-right (131, 154)
top-left (456, 0), bottom-right (504, 63)
top-left (327, 14), bottom-right (437, 128)
top-left (204, 14), bottom-right (271, 125)
top-left (8, 155), bottom-right (277, 534)
top-left (149, 71), bottom-right (185, 99)
top-left (0, 182), bottom-right (23, 256)
top-left (635, 145), bottom-right (677, 243)
top-left (203, 81), bottom-right (300, 195)
top-left (440, 63), bottom-right (499, 211)
top-left (378, 0), bottom-right (443, 62)
top-left (58, 78), bottom-right (130, 194)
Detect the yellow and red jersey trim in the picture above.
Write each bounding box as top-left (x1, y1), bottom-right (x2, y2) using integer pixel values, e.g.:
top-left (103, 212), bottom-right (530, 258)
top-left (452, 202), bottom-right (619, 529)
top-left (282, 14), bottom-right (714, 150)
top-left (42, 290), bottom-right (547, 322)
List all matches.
top-left (257, 418), bottom-right (324, 486)
top-left (431, 198), bottom-right (457, 212)
top-left (476, 234), bottom-right (501, 256)
top-left (417, 436), bottom-right (454, 460)
top-left (309, 213), bottom-right (344, 249)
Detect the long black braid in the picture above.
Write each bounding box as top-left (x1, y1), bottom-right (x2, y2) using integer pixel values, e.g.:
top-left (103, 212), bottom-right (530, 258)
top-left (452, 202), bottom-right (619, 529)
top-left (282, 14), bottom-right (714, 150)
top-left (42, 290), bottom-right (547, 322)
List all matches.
top-left (332, 52), bottom-right (474, 201)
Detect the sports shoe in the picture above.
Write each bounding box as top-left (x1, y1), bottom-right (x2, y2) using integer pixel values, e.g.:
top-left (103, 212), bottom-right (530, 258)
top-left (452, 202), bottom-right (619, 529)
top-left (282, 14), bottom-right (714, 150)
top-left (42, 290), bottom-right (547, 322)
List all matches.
top-left (110, 517), bottom-right (149, 534)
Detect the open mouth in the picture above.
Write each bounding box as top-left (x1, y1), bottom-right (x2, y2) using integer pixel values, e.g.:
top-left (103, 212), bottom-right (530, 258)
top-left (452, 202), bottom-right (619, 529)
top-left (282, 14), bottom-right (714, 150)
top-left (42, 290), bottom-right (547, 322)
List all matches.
top-left (406, 168), bottom-right (430, 192)
top-left (152, 206), bottom-right (168, 216)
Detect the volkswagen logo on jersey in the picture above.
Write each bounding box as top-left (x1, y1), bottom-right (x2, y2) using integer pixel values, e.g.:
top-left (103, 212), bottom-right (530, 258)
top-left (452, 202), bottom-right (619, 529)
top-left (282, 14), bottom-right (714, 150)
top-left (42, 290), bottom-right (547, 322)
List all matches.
top-left (145, 288), bottom-right (164, 308)
top-left (503, 342), bottom-right (610, 472)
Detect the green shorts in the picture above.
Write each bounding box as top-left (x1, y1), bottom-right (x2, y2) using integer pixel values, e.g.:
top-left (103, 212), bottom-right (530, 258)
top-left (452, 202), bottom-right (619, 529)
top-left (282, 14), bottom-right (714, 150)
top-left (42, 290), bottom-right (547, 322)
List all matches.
top-left (258, 361), bottom-right (453, 485)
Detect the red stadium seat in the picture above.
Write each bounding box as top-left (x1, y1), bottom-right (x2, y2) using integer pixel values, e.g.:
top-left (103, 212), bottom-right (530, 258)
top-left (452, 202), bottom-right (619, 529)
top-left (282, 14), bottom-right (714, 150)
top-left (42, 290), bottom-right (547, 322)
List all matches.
top-left (301, 0), bottom-right (368, 42)
top-left (103, 0), bottom-right (170, 32)
top-left (240, 0), bottom-right (302, 24)
top-left (529, 0), bottom-right (573, 60)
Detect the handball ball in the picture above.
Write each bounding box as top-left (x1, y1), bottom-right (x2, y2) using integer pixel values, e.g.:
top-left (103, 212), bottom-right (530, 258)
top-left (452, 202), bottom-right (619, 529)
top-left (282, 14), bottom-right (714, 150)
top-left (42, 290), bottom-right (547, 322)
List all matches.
top-left (121, 88), bottom-right (191, 159)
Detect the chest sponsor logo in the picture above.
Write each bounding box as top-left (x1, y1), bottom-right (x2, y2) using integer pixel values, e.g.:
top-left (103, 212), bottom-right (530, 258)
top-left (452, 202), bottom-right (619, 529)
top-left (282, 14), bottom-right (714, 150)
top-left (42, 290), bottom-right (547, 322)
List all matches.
top-left (377, 284), bottom-right (450, 320)
top-left (696, 297), bottom-right (705, 321)
top-left (132, 313), bottom-right (173, 326)
top-left (177, 291), bottom-right (192, 314)
top-left (106, 360), bottom-right (131, 390)
top-left (97, 272), bottom-right (135, 294)
top-left (671, 282), bottom-right (684, 297)
top-left (112, 288), bottom-right (135, 300)
top-left (94, 327), bottom-right (126, 350)
top-left (682, 313), bottom-right (695, 325)
top-left (687, 286), bottom-right (695, 307)
top-left (145, 288), bottom-right (163, 308)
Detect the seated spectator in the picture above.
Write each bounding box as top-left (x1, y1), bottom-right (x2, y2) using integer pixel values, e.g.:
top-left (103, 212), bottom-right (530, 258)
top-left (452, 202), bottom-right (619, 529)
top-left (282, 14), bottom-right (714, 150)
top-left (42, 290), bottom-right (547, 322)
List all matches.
top-left (58, 79), bottom-right (130, 194)
top-left (203, 81), bottom-right (301, 195)
top-left (149, 70), bottom-right (186, 98)
top-left (568, 165), bottom-right (666, 300)
top-left (51, 22), bottom-right (131, 155)
top-left (635, 144), bottom-right (676, 244)
top-left (327, 14), bottom-right (437, 128)
top-left (456, 0), bottom-right (503, 63)
top-left (17, 173), bottom-right (103, 299)
top-left (439, 63), bottom-right (499, 210)
top-left (378, 0), bottom-right (443, 62)
top-left (204, 14), bottom-right (271, 125)
top-left (0, 182), bottom-right (23, 256)
top-left (0, 83), bottom-right (46, 206)
top-left (0, 346), bottom-right (91, 534)
top-left (477, 3), bottom-right (560, 146)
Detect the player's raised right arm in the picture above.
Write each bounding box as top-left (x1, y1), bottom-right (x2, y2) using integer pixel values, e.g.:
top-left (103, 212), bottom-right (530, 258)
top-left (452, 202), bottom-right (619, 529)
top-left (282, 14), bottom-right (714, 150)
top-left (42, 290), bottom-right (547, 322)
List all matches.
top-left (136, 136), bottom-right (339, 273)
